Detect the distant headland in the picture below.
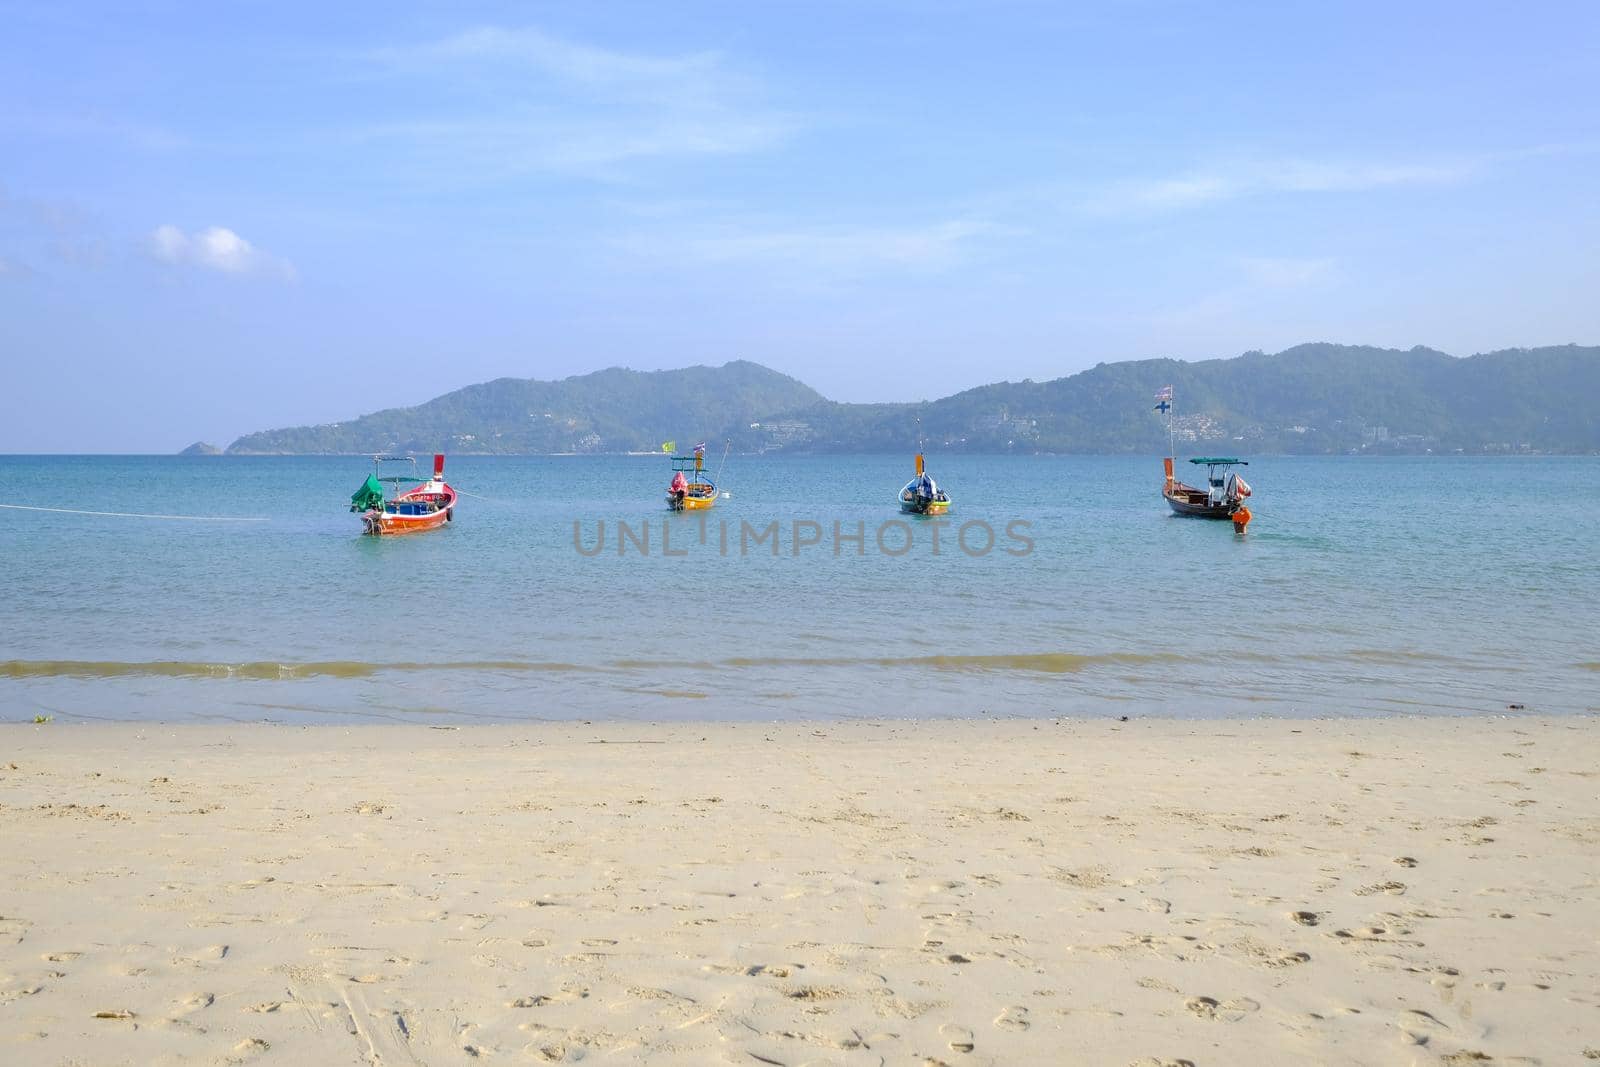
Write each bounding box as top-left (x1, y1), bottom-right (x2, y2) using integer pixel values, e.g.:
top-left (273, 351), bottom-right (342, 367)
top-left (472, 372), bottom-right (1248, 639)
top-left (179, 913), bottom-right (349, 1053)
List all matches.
top-left (217, 343), bottom-right (1599, 456)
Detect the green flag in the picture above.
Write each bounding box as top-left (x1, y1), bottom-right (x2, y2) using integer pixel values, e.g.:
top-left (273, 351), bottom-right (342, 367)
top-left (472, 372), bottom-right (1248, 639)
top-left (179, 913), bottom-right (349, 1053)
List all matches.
top-left (661, 440), bottom-right (675, 454)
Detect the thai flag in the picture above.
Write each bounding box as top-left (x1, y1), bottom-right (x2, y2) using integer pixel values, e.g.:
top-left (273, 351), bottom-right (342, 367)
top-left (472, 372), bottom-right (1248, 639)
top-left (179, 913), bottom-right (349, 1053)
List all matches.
top-left (1154, 386), bottom-right (1173, 401)
top-left (693, 442), bottom-right (706, 454)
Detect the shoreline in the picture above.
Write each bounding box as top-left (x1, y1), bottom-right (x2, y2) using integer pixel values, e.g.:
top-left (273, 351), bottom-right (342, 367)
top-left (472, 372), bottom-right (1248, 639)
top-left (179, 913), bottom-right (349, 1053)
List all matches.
top-left (4, 717), bottom-right (1597, 1064)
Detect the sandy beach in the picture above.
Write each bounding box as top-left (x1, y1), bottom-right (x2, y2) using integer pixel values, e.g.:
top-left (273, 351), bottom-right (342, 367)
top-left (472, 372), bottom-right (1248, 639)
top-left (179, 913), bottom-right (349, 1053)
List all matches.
top-left (1, 717), bottom-right (1597, 1066)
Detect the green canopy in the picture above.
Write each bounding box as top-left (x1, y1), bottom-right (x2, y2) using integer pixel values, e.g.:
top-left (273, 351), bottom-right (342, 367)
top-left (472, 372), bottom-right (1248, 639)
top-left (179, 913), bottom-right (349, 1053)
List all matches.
top-left (1189, 457), bottom-right (1246, 465)
top-left (350, 473), bottom-right (386, 512)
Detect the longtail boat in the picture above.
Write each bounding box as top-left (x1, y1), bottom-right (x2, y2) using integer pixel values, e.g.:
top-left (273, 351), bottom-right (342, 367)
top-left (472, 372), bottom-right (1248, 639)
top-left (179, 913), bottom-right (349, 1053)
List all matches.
top-left (350, 454), bottom-right (458, 535)
top-left (1152, 385), bottom-right (1252, 531)
top-left (1163, 456), bottom-right (1252, 527)
top-left (666, 444), bottom-right (718, 511)
top-left (899, 451), bottom-right (951, 515)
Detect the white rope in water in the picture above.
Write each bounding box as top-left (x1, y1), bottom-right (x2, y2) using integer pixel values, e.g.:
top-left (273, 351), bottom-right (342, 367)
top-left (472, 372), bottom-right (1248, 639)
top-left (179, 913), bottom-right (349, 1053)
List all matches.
top-left (0, 503), bottom-right (269, 522)
top-left (451, 488), bottom-right (511, 504)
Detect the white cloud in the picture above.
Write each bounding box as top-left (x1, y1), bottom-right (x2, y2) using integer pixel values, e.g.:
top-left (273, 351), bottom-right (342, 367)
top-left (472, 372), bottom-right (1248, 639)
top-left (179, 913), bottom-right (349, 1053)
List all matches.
top-left (696, 221), bottom-right (999, 268)
top-left (1239, 256), bottom-right (1336, 288)
top-left (378, 26), bottom-right (724, 94)
top-left (1092, 156), bottom-right (1475, 214)
top-left (0, 111), bottom-right (186, 151)
top-left (616, 218), bottom-right (1011, 276)
top-left (357, 25), bottom-right (793, 178)
top-left (147, 225), bottom-right (295, 280)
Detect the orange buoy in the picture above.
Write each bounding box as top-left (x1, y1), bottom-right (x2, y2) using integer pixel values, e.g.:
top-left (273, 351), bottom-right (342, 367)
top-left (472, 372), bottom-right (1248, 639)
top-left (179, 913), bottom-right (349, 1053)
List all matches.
top-left (1232, 505), bottom-right (1252, 534)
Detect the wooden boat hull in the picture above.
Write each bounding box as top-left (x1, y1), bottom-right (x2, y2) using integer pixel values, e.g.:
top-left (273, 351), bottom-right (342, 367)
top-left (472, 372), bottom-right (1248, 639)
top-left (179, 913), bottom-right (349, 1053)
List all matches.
top-left (667, 485), bottom-right (718, 511)
top-left (1163, 486), bottom-right (1237, 519)
top-left (363, 485), bottom-right (458, 535)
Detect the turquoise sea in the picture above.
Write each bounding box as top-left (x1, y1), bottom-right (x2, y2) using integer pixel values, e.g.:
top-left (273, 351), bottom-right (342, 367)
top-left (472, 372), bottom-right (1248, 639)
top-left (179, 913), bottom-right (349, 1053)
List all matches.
top-left (2, 454), bottom-right (1596, 723)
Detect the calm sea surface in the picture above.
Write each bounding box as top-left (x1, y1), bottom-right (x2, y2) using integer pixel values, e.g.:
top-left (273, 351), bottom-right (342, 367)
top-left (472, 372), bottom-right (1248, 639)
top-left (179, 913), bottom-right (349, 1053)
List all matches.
top-left (2, 454), bottom-right (1595, 723)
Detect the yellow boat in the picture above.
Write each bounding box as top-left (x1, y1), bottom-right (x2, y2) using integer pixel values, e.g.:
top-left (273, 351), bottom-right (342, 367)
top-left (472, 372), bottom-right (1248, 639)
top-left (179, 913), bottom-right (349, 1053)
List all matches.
top-left (899, 452), bottom-right (951, 515)
top-left (666, 446), bottom-right (718, 511)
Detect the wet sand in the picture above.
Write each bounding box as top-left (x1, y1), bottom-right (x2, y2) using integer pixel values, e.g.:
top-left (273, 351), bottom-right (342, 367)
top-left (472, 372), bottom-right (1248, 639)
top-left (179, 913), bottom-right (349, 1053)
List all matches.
top-left (1, 716), bottom-right (1597, 1065)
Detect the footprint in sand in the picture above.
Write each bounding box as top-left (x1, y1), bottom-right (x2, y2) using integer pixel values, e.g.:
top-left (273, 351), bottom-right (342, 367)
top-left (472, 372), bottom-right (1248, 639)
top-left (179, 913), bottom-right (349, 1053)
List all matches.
top-left (1354, 881), bottom-right (1407, 897)
top-left (1184, 996), bottom-right (1259, 1022)
top-left (174, 944), bottom-right (229, 965)
top-left (233, 1037), bottom-right (270, 1055)
top-left (246, 1002), bottom-right (284, 1013)
top-left (939, 1023), bottom-right (975, 1052)
top-left (154, 1016), bottom-right (207, 1036)
top-left (1266, 952), bottom-right (1312, 968)
top-left (175, 992), bottom-right (214, 1014)
top-left (511, 995), bottom-right (554, 1008)
top-left (1129, 1060), bottom-right (1197, 1067)
top-left (1394, 856), bottom-right (1419, 867)
top-left (1399, 1008), bottom-right (1461, 1044)
top-left (994, 1005), bottom-right (1030, 1031)
top-left (43, 951), bottom-right (82, 962)
top-left (1290, 911), bottom-right (1321, 927)
top-left (1137, 977), bottom-right (1181, 994)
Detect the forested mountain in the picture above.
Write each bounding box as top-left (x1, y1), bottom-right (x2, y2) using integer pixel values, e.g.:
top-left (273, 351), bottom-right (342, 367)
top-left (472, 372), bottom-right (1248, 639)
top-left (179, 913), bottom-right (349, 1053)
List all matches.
top-left (224, 345), bottom-right (1600, 455)
top-left (228, 361), bottom-right (823, 455)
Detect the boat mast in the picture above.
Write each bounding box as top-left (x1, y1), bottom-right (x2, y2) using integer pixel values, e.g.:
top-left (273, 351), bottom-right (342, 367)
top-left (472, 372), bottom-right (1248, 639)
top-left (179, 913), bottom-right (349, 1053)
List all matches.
top-left (1159, 388), bottom-right (1176, 494)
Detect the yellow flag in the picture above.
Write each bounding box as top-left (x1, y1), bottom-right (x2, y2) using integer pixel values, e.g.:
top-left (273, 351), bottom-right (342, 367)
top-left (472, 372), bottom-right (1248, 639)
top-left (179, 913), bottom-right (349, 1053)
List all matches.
top-left (661, 441), bottom-right (675, 453)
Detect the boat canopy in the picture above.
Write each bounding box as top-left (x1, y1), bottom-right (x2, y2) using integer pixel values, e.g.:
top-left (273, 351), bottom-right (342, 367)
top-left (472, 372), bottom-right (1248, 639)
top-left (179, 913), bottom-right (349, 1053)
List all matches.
top-left (1189, 457), bottom-right (1247, 465)
top-left (350, 473), bottom-right (386, 512)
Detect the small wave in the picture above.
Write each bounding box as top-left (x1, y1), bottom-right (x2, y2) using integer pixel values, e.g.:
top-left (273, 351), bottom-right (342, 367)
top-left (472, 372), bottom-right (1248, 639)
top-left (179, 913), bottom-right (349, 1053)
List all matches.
top-left (0, 659), bottom-right (598, 680)
top-left (1295, 648), bottom-right (1469, 666)
top-left (719, 651), bottom-right (1187, 674)
top-left (1, 660), bottom-right (381, 680)
top-left (2, 651), bottom-right (1186, 681)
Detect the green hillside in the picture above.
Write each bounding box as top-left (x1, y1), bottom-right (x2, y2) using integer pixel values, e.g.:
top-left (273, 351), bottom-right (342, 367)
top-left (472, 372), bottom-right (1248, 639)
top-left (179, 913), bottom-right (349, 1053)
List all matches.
top-left (729, 344), bottom-right (1600, 455)
top-left (227, 360), bottom-right (823, 454)
top-left (225, 345), bottom-right (1600, 455)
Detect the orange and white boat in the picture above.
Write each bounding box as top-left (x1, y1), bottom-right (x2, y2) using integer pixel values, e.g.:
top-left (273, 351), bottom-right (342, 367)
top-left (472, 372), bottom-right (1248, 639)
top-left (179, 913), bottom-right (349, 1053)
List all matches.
top-left (350, 454), bottom-right (458, 535)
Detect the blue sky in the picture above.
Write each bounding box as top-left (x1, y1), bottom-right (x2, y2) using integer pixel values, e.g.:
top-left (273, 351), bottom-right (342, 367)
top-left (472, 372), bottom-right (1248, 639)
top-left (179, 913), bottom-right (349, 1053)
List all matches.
top-left (2, 0), bottom-right (1596, 451)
